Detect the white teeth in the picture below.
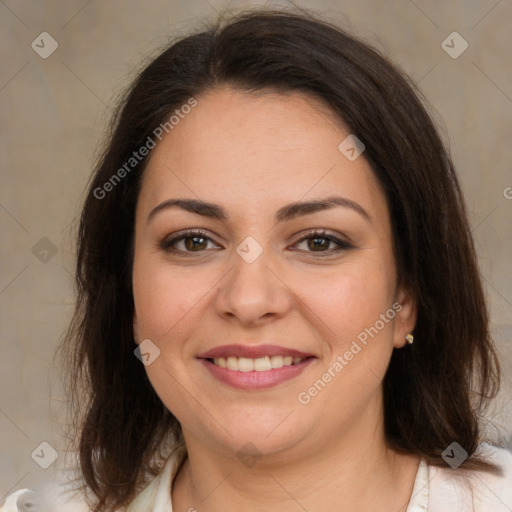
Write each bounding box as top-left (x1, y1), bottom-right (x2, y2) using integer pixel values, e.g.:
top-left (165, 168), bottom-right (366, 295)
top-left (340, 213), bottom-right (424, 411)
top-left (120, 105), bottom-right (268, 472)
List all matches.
top-left (226, 356), bottom-right (238, 370)
top-left (212, 355), bottom-right (306, 371)
top-left (238, 357), bottom-right (254, 372)
top-left (254, 356), bottom-right (272, 371)
top-left (270, 355), bottom-right (284, 368)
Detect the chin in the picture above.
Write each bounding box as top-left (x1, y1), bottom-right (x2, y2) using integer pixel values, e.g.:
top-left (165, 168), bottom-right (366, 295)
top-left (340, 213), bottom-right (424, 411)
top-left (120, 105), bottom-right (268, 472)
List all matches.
top-left (196, 411), bottom-right (313, 461)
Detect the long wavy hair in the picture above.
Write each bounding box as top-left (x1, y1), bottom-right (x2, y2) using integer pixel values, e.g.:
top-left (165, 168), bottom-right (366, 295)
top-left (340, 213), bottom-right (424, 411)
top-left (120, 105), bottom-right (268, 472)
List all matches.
top-left (60, 8), bottom-right (501, 511)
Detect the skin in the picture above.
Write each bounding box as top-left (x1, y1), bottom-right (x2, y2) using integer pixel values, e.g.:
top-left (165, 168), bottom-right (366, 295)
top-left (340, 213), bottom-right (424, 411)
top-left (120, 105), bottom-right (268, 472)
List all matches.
top-left (132, 87), bottom-right (419, 511)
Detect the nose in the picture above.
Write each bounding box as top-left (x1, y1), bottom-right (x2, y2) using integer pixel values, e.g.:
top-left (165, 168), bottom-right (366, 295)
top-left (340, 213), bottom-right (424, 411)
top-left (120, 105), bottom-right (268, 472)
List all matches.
top-left (214, 244), bottom-right (292, 327)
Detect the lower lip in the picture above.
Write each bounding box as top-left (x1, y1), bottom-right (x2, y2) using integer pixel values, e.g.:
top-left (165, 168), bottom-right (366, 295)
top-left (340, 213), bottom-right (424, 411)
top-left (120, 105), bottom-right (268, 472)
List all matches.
top-left (199, 358), bottom-right (315, 390)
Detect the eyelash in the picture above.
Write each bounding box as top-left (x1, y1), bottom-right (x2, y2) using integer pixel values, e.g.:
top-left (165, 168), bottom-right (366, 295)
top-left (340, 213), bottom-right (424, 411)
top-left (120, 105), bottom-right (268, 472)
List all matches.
top-left (159, 229), bottom-right (353, 257)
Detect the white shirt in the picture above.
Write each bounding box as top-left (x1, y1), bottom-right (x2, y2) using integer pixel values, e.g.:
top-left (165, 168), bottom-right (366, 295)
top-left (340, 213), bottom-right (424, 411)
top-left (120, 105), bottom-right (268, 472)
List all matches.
top-left (2, 443), bottom-right (511, 511)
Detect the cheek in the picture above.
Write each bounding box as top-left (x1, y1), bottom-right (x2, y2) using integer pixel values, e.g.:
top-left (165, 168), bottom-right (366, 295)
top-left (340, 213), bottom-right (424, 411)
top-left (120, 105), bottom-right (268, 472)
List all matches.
top-left (132, 254), bottom-right (208, 340)
top-left (297, 260), bottom-right (395, 343)
top-left (131, 256), bottom-right (209, 418)
top-left (301, 268), bottom-right (397, 410)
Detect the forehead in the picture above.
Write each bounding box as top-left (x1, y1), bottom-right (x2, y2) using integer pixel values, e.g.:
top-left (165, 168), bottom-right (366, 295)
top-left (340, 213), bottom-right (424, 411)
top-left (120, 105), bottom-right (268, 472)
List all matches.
top-left (138, 87), bottom-right (387, 224)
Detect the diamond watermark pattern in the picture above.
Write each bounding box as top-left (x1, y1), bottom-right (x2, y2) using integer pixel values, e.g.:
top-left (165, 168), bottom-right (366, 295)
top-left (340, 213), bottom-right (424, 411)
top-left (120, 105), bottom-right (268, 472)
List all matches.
top-left (31, 441), bottom-right (58, 469)
top-left (441, 442), bottom-right (468, 469)
top-left (237, 442), bottom-right (263, 468)
top-left (134, 338), bottom-right (161, 366)
top-left (31, 237), bottom-right (58, 263)
top-left (338, 134), bottom-right (365, 161)
top-left (441, 32), bottom-right (468, 59)
top-left (31, 32), bottom-right (59, 59)
top-left (236, 236), bottom-right (263, 264)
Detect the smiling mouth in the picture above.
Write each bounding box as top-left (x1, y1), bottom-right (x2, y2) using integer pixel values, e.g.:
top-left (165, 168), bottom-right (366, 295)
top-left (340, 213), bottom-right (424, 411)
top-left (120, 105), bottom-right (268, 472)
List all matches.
top-left (208, 355), bottom-right (308, 372)
top-left (198, 345), bottom-right (315, 389)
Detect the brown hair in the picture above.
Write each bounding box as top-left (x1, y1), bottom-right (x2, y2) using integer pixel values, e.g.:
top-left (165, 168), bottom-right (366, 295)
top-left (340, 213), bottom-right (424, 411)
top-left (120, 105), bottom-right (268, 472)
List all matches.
top-left (61, 8), bottom-right (501, 511)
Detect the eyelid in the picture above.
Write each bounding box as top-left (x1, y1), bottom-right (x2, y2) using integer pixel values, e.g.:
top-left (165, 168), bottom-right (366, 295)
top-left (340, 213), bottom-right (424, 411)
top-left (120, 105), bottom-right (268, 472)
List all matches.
top-left (159, 228), bottom-right (354, 256)
top-left (292, 228), bottom-right (351, 244)
top-left (159, 229), bottom-right (222, 252)
top-left (290, 229), bottom-right (354, 254)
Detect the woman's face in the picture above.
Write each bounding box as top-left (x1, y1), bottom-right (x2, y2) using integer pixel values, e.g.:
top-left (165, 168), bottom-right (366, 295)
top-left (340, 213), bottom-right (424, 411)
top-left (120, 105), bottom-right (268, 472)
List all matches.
top-left (132, 87), bottom-right (416, 459)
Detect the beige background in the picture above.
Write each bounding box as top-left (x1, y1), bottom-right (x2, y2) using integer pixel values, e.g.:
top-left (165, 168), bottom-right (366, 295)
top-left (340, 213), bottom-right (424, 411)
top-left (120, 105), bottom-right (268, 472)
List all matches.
top-left (1, 0), bottom-right (511, 497)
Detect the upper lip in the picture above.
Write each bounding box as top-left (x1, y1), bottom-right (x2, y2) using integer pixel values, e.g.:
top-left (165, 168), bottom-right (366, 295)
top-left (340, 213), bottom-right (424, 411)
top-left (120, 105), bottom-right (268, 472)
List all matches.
top-left (197, 344), bottom-right (315, 359)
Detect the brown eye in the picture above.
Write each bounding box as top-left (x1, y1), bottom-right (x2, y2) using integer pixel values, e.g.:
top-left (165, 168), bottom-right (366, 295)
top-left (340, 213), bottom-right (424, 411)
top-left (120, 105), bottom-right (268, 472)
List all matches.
top-left (160, 230), bottom-right (220, 255)
top-left (183, 235), bottom-right (208, 251)
top-left (293, 230), bottom-right (353, 256)
top-left (307, 236), bottom-right (331, 251)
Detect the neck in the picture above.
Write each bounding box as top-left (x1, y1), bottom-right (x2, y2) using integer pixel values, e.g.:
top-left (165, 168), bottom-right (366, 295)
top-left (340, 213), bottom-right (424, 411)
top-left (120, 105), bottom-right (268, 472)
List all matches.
top-left (172, 400), bottom-right (420, 512)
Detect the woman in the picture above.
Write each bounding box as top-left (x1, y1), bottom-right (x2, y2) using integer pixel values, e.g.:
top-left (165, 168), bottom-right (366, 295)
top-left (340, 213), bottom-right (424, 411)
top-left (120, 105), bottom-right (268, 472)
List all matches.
top-left (2, 8), bottom-right (511, 512)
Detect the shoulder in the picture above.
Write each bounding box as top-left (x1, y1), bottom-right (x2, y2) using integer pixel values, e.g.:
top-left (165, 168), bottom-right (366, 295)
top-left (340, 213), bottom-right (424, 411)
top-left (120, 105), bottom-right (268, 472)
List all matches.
top-left (428, 444), bottom-right (512, 511)
top-left (0, 487), bottom-right (91, 512)
top-left (1, 445), bottom-right (187, 512)
top-left (0, 470), bottom-right (91, 512)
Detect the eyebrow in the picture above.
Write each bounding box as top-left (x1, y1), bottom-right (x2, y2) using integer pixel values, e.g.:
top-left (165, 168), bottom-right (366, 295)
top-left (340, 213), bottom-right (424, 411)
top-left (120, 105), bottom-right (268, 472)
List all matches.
top-left (147, 195), bottom-right (371, 225)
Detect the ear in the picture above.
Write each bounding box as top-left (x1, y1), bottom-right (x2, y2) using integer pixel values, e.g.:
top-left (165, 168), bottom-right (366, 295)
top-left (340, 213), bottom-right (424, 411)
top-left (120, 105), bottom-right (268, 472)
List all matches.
top-left (393, 285), bottom-right (417, 349)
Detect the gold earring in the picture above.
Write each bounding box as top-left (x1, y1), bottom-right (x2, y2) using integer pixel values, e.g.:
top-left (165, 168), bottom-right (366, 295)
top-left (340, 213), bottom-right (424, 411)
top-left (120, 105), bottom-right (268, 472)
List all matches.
top-left (405, 333), bottom-right (414, 344)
